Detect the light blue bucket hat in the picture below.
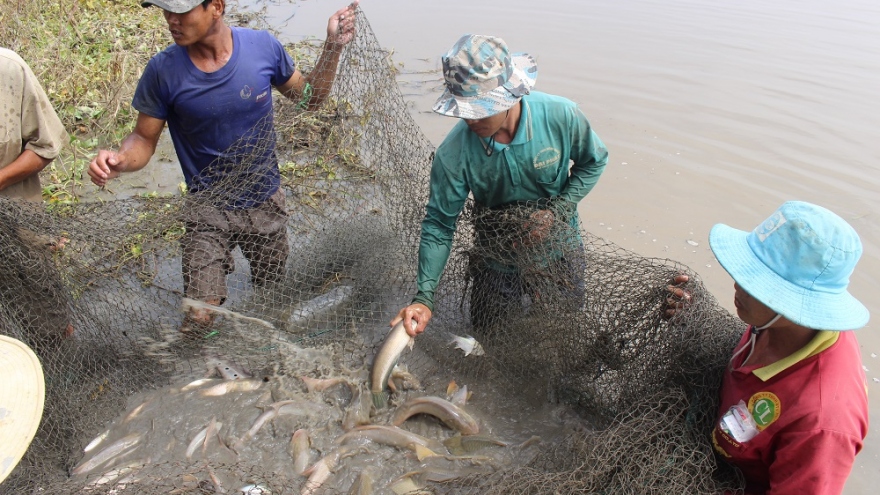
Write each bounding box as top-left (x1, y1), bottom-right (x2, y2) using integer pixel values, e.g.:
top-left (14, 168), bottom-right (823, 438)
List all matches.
top-left (433, 34), bottom-right (538, 120)
top-left (709, 201), bottom-right (869, 331)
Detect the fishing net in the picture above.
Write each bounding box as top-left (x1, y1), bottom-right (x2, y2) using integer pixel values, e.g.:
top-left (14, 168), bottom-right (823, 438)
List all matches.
top-left (0, 5), bottom-right (745, 495)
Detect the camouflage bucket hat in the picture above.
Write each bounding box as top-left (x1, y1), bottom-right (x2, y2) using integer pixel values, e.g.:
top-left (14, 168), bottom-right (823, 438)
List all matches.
top-left (433, 34), bottom-right (538, 119)
top-left (141, 0), bottom-right (204, 13)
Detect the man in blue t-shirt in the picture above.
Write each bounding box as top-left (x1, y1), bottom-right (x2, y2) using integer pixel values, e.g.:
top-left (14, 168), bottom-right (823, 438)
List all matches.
top-left (391, 34), bottom-right (609, 338)
top-left (88, 0), bottom-right (359, 333)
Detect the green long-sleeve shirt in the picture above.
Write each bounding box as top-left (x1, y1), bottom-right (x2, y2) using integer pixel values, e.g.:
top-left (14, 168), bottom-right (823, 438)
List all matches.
top-left (414, 92), bottom-right (609, 310)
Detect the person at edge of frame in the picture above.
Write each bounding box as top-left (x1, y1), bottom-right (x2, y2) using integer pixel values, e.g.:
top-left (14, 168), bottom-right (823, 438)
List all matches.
top-left (391, 33), bottom-right (609, 339)
top-left (87, 0), bottom-right (360, 334)
top-left (664, 201), bottom-right (869, 495)
top-left (0, 47), bottom-right (75, 343)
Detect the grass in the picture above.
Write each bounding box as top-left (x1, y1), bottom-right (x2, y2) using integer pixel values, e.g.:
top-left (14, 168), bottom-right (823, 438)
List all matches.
top-left (0, 0), bottom-right (168, 204)
top-left (2, 0), bottom-right (367, 280)
top-left (1, 0), bottom-right (362, 209)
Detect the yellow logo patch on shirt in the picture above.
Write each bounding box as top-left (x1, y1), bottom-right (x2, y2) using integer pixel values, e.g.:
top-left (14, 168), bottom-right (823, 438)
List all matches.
top-left (533, 147), bottom-right (561, 170)
top-left (748, 392), bottom-right (781, 430)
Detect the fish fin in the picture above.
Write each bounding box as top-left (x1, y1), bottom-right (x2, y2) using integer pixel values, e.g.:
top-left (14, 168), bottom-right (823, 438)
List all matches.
top-left (301, 463), bottom-right (315, 477)
top-left (446, 380), bottom-right (459, 397)
top-left (451, 335), bottom-right (476, 356)
top-left (371, 391), bottom-right (386, 410)
top-left (471, 340), bottom-right (486, 356)
top-left (299, 375), bottom-right (319, 393)
top-left (413, 444), bottom-right (437, 461)
top-left (406, 336), bottom-right (415, 351)
top-left (390, 476), bottom-right (424, 495)
top-left (451, 384), bottom-right (468, 406)
top-left (386, 375), bottom-right (399, 393)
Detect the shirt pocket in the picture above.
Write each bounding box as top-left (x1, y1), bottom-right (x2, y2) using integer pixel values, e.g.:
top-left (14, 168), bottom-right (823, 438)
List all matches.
top-left (532, 161), bottom-right (568, 194)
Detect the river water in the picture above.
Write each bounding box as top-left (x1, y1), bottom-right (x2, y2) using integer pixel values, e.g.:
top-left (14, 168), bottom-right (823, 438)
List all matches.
top-left (147, 0), bottom-right (880, 492)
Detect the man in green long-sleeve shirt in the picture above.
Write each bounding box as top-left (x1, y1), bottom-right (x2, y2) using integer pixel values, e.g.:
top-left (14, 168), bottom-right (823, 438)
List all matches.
top-left (392, 34), bottom-right (608, 337)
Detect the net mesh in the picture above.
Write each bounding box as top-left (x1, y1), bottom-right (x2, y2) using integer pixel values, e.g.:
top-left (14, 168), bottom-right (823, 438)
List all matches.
top-left (0, 7), bottom-right (745, 494)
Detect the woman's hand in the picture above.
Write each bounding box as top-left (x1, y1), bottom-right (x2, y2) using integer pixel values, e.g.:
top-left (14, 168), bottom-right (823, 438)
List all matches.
top-left (663, 273), bottom-right (692, 319)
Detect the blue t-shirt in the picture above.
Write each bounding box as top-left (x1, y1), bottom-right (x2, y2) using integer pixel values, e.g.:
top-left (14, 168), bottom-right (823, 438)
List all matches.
top-left (133, 27), bottom-right (295, 208)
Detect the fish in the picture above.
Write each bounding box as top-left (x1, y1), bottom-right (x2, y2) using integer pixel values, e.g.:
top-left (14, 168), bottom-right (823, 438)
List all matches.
top-left (185, 418), bottom-right (222, 460)
top-left (291, 429), bottom-right (312, 476)
top-left (370, 320), bottom-right (415, 409)
top-left (201, 378), bottom-right (264, 397)
top-left (182, 297), bottom-right (275, 329)
top-left (300, 375), bottom-right (349, 393)
top-left (83, 428), bottom-right (110, 453)
top-left (347, 469), bottom-right (374, 495)
top-left (239, 484), bottom-right (272, 494)
top-left (234, 400), bottom-right (297, 450)
top-left (390, 396), bottom-right (480, 435)
top-left (401, 463), bottom-right (496, 483)
top-left (301, 449), bottom-right (342, 495)
top-left (84, 458), bottom-right (149, 489)
top-left (446, 380), bottom-right (459, 398)
top-left (389, 475), bottom-right (425, 495)
top-left (442, 434), bottom-right (508, 455)
top-left (71, 432), bottom-right (142, 477)
top-left (122, 400), bottom-right (152, 424)
top-left (288, 285), bottom-right (355, 328)
top-left (450, 384), bottom-right (470, 406)
top-left (336, 425), bottom-right (444, 460)
top-left (180, 378), bottom-right (222, 392)
top-left (450, 335), bottom-right (485, 357)
top-left (341, 383), bottom-right (372, 431)
top-left (390, 365), bottom-right (421, 391)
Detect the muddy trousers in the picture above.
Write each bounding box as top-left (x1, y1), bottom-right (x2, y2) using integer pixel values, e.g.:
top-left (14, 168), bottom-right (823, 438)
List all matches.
top-left (468, 253), bottom-right (586, 342)
top-left (181, 189), bottom-right (290, 304)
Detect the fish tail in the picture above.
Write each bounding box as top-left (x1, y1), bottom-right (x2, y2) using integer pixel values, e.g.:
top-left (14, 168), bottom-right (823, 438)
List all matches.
top-left (371, 391), bottom-right (387, 410)
top-left (414, 444), bottom-right (437, 461)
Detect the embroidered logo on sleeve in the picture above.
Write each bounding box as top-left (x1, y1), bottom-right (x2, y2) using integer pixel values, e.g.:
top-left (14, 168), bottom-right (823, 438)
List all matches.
top-left (748, 391), bottom-right (781, 430)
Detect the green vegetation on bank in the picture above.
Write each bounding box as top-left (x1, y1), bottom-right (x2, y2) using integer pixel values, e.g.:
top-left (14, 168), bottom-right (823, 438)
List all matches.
top-left (2, 0), bottom-right (359, 206)
top-left (1, 0), bottom-right (167, 204)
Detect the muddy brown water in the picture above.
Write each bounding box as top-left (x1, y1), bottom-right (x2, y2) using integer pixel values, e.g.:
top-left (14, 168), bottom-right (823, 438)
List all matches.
top-left (86, 0), bottom-right (880, 492)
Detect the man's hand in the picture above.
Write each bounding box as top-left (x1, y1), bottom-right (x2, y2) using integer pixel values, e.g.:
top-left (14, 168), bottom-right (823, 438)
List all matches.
top-left (513, 209), bottom-right (554, 249)
top-left (663, 274), bottom-right (692, 320)
top-left (391, 302), bottom-right (432, 337)
top-left (327, 0), bottom-right (359, 46)
top-left (87, 150), bottom-right (126, 187)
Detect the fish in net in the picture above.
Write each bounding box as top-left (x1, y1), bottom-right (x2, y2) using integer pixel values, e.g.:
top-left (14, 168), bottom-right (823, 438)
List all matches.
top-left (0, 6), bottom-right (745, 495)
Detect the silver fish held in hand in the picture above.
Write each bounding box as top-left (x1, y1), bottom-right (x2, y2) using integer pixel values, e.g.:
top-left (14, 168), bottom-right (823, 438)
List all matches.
top-left (370, 320), bottom-right (414, 409)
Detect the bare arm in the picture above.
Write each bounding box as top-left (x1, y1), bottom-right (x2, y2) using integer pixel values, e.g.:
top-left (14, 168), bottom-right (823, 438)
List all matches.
top-left (277, 1), bottom-right (359, 110)
top-left (0, 149), bottom-right (51, 192)
top-left (88, 112), bottom-right (165, 187)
